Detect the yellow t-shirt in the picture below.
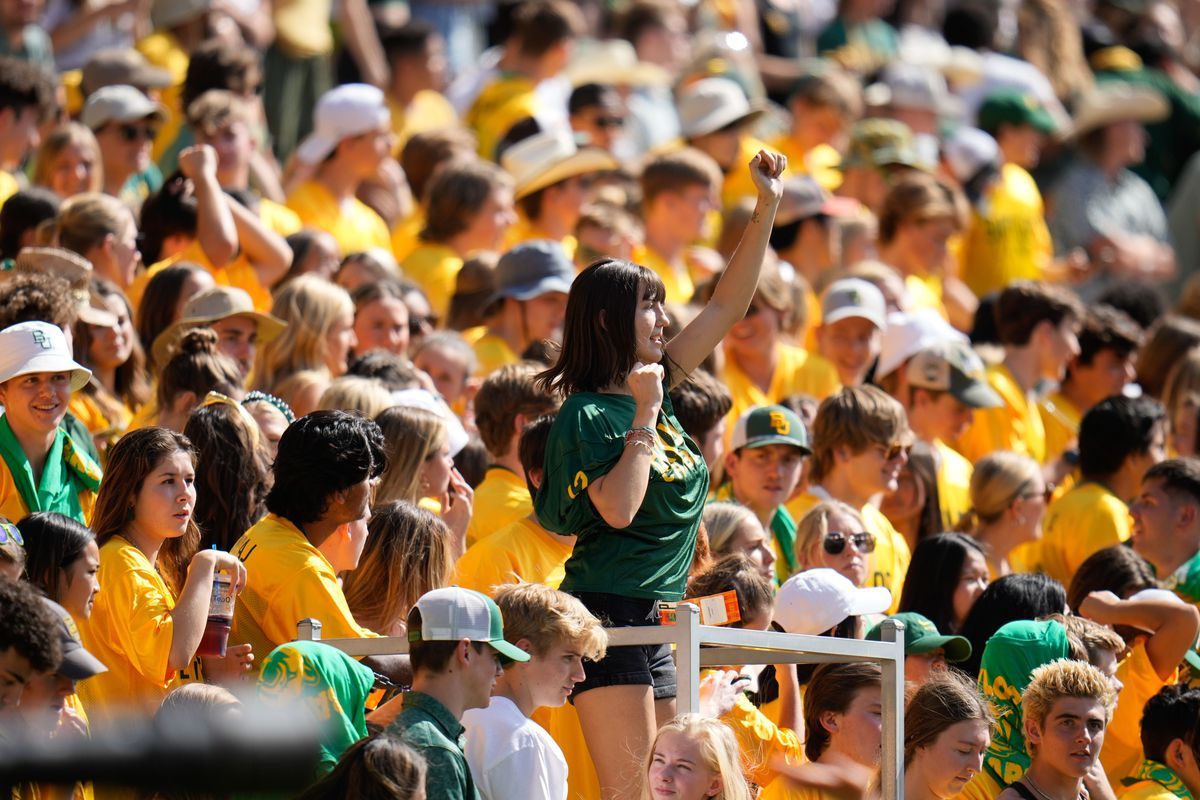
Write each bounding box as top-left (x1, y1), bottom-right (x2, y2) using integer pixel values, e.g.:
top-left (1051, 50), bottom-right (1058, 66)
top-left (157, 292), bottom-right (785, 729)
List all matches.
top-left (463, 466), bottom-right (532, 547)
top-left (531, 703), bottom-right (599, 800)
top-left (258, 196), bottom-right (303, 238)
top-left (1039, 482), bottom-right (1131, 587)
top-left (934, 438), bottom-right (973, 531)
top-left (632, 243), bottom-right (696, 307)
top-left (465, 73), bottom-right (538, 161)
top-left (391, 209), bottom-right (424, 263)
top-left (768, 135), bottom-right (842, 191)
top-left (230, 513), bottom-right (379, 666)
top-left (720, 682), bottom-right (805, 788)
top-left (950, 770), bottom-right (1004, 800)
top-left (1119, 781), bottom-right (1185, 799)
top-left (402, 242), bottom-right (462, 320)
top-left (472, 332), bottom-right (519, 378)
top-left (286, 180), bottom-right (393, 258)
top-left (272, 0), bottom-right (333, 57)
top-left (502, 217), bottom-right (577, 261)
top-left (388, 90), bottom-right (458, 152)
top-left (959, 163), bottom-right (1052, 300)
top-left (758, 777), bottom-right (830, 800)
top-left (135, 32), bottom-right (187, 166)
top-left (128, 238), bottom-right (273, 314)
top-left (785, 490), bottom-right (910, 613)
top-left (904, 273), bottom-right (948, 319)
top-left (1104, 643), bottom-right (1173, 788)
top-left (721, 342), bottom-right (841, 447)
top-left (1039, 391), bottom-right (1080, 468)
top-left (955, 363), bottom-right (1047, 465)
top-left (455, 517), bottom-right (573, 595)
top-left (68, 392), bottom-right (133, 438)
top-left (722, 135), bottom-right (777, 209)
top-left (76, 537), bottom-right (179, 726)
top-left (0, 169), bottom-right (19, 207)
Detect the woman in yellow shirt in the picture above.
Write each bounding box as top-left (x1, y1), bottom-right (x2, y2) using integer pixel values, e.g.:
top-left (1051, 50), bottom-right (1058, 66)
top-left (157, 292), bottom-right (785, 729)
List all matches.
top-left (904, 670), bottom-right (994, 799)
top-left (642, 714), bottom-right (754, 800)
top-left (958, 452), bottom-right (1047, 578)
top-left (761, 661), bottom-right (883, 799)
top-left (794, 501), bottom-right (875, 587)
top-left (254, 275), bottom-right (357, 395)
top-left (78, 427), bottom-right (249, 729)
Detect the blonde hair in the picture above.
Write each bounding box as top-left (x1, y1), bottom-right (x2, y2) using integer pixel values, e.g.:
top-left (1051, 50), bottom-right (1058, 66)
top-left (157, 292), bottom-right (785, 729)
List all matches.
top-left (493, 582), bottom-right (608, 661)
top-left (33, 123), bottom-right (103, 195)
top-left (255, 275), bottom-right (354, 392)
top-left (342, 501), bottom-right (454, 634)
top-left (158, 683), bottom-right (240, 719)
top-left (1045, 613), bottom-right (1126, 665)
top-left (374, 405), bottom-right (447, 505)
top-left (317, 376), bottom-right (395, 419)
top-left (702, 502), bottom-right (761, 557)
top-left (1021, 659), bottom-right (1116, 750)
top-left (962, 451), bottom-right (1041, 528)
top-left (641, 714), bottom-right (752, 800)
top-left (795, 500), bottom-right (866, 573)
top-left (56, 192), bottom-right (129, 256)
top-left (809, 386), bottom-right (912, 484)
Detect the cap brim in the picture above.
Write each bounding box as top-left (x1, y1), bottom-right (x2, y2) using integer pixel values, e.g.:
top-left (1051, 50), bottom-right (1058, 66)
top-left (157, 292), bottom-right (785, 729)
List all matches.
top-left (489, 639), bottom-right (531, 663)
top-left (513, 149), bottom-right (620, 199)
top-left (1029, 109), bottom-right (1057, 134)
top-left (152, 310), bottom-right (287, 367)
top-left (78, 303), bottom-right (119, 328)
top-left (683, 106), bottom-right (767, 139)
top-left (738, 436), bottom-right (812, 455)
top-left (910, 634), bottom-right (972, 662)
top-left (295, 133), bottom-right (338, 165)
top-left (59, 647), bottom-right (108, 680)
top-left (490, 277), bottom-right (574, 307)
top-left (1, 357), bottom-right (92, 392)
top-left (823, 307), bottom-right (885, 330)
top-left (953, 379), bottom-right (1003, 409)
top-left (845, 586), bottom-right (892, 617)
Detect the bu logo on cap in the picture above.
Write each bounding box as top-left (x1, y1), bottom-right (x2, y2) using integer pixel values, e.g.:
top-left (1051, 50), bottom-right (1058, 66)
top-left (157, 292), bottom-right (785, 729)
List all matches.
top-left (31, 330), bottom-right (53, 350)
top-left (769, 411), bottom-right (790, 435)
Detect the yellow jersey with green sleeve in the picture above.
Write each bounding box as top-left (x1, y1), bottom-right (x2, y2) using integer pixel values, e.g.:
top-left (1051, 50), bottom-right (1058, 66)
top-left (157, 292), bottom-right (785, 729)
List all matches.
top-left (230, 513), bottom-right (379, 670)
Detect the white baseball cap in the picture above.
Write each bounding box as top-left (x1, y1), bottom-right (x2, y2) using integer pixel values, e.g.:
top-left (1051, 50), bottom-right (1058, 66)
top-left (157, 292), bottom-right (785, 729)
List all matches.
top-left (876, 309), bottom-right (967, 379)
top-left (390, 388), bottom-right (470, 457)
top-left (774, 568), bottom-right (892, 635)
top-left (411, 587), bottom-right (530, 663)
top-left (677, 77), bottom-right (766, 139)
top-left (821, 278), bottom-right (887, 330)
top-left (295, 84), bottom-right (391, 165)
top-left (0, 321), bottom-right (91, 391)
top-left (81, 84), bottom-right (167, 131)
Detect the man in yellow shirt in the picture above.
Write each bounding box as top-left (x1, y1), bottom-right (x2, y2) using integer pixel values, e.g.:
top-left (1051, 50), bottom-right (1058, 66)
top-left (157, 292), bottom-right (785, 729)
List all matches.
top-left (785, 386), bottom-right (913, 610)
top-left (0, 57), bottom-right (44, 207)
top-left (230, 410), bottom-right (407, 682)
top-left (770, 69), bottom-right (860, 192)
top-left (286, 83), bottom-right (395, 258)
top-left (902, 342), bottom-right (1002, 531)
top-left (815, 277), bottom-right (887, 388)
top-left (955, 280), bottom-right (1083, 466)
top-left (1039, 304), bottom-right (1141, 466)
top-left (634, 148), bottom-right (723, 305)
top-left (472, 241), bottom-right (573, 378)
top-left (465, 363), bottom-right (557, 547)
top-left (457, 414), bottom-right (574, 593)
top-left (1041, 395), bottom-right (1167, 586)
top-left (501, 129), bottom-right (617, 257)
top-left (381, 21), bottom-right (457, 152)
top-left (676, 77), bottom-right (772, 210)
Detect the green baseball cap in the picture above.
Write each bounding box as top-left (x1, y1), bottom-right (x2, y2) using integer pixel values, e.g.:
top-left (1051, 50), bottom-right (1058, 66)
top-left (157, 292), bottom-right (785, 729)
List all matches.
top-left (977, 89), bottom-right (1056, 136)
top-left (411, 587), bottom-right (531, 663)
top-left (867, 612), bottom-right (971, 663)
top-left (730, 405), bottom-right (811, 454)
top-left (840, 118), bottom-right (923, 170)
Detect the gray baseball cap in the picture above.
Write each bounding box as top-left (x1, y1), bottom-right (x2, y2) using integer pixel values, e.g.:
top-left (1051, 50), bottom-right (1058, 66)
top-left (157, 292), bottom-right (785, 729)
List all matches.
top-left (906, 341), bottom-right (1002, 409)
top-left (81, 84), bottom-right (166, 131)
top-left (821, 278), bottom-right (886, 330)
top-left (489, 240), bottom-right (575, 306)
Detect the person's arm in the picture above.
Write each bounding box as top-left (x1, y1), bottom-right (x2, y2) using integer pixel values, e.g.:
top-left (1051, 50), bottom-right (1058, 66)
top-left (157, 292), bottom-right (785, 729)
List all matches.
top-left (362, 654), bottom-right (412, 686)
top-left (336, 0), bottom-right (389, 89)
top-left (1079, 590), bottom-right (1200, 680)
top-left (169, 550), bottom-right (247, 671)
top-left (226, 194), bottom-right (292, 288)
top-left (664, 151), bottom-right (784, 385)
top-left (47, 0), bottom-right (139, 52)
top-left (585, 363), bottom-right (663, 529)
top-left (179, 145), bottom-right (239, 268)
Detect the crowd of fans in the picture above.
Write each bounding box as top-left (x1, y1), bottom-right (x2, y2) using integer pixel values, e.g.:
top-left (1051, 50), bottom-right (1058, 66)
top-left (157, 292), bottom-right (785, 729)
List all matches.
top-left (2, 0), bottom-right (1200, 798)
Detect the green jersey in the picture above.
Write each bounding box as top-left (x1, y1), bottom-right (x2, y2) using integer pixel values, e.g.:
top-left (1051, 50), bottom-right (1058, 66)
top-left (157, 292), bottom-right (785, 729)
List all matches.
top-left (536, 382), bottom-right (708, 601)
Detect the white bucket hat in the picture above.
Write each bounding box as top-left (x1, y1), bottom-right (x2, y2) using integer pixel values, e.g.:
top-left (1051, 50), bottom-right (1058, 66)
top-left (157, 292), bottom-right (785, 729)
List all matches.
top-left (295, 84), bottom-right (391, 165)
top-left (677, 77), bottom-right (766, 139)
top-left (0, 321), bottom-right (91, 391)
top-left (501, 130), bottom-right (618, 200)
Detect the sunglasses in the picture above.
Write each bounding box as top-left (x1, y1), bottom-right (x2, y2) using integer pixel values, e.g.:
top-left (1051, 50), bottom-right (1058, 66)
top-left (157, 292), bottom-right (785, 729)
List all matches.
top-left (1020, 481), bottom-right (1056, 504)
top-left (0, 521), bottom-right (24, 547)
top-left (823, 531), bottom-right (875, 555)
top-left (877, 442), bottom-right (913, 461)
top-left (594, 115), bottom-right (625, 130)
top-left (118, 123), bottom-right (159, 142)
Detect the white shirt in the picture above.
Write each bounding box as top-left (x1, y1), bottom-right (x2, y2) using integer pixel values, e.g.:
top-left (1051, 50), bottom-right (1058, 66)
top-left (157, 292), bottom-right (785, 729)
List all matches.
top-left (461, 696), bottom-right (568, 800)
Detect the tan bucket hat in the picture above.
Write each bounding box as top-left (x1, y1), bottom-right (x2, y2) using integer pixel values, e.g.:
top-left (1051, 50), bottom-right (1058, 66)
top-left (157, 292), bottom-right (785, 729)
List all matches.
top-left (501, 130), bottom-right (618, 200)
top-left (14, 247), bottom-right (119, 328)
top-left (152, 286), bottom-right (286, 366)
top-left (1064, 82), bottom-right (1168, 140)
top-left (565, 39), bottom-right (671, 88)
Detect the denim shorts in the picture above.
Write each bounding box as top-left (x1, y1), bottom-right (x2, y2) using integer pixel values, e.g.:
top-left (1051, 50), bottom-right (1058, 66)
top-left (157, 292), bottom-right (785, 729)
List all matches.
top-left (569, 591), bottom-right (677, 701)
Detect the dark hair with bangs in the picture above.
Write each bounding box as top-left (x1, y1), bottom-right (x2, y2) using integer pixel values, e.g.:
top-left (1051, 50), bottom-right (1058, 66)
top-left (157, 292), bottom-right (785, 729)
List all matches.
top-left (536, 258), bottom-right (667, 397)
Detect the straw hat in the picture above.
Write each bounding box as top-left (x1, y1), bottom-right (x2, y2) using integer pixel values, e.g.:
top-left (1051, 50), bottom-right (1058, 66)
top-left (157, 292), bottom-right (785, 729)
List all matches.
top-left (501, 130), bottom-right (618, 200)
top-left (14, 247), bottom-right (118, 328)
top-left (565, 39), bottom-right (672, 88)
top-left (1065, 83), bottom-right (1168, 140)
top-left (152, 286), bottom-right (286, 367)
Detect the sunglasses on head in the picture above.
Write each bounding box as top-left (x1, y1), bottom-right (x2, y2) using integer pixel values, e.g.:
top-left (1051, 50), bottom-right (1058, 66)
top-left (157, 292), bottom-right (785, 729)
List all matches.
top-left (117, 123), bottom-right (158, 142)
top-left (0, 521), bottom-right (24, 547)
top-left (823, 531), bottom-right (875, 555)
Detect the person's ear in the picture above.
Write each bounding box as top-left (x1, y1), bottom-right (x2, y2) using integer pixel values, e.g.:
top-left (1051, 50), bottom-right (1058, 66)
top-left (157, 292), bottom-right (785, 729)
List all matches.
top-left (1166, 738), bottom-right (1189, 772)
top-left (820, 710), bottom-right (839, 734)
top-left (1177, 502), bottom-right (1196, 529)
top-left (1024, 716), bottom-right (1042, 748)
top-left (529, 468), bottom-right (544, 492)
top-left (516, 638), bottom-right (535, 656)
top-left (456, 639), bottom-right (473, 666)
top-left (172, 390), bottom-right (197, 417)
top-left (705, 776), bottom-right (722, 798)
top-left (723, 450), bottom-right (739, 476)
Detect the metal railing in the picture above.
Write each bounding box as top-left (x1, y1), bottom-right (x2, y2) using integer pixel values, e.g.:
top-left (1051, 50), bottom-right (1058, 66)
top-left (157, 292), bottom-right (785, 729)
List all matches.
top-left (296, 605), bottom-right (907, 796)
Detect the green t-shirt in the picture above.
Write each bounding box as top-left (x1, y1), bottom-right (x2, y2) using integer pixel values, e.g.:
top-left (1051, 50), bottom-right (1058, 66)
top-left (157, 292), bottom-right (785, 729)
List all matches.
top-left (1167, 549), bottom-right (1200, 606)
top-left (536, 381), bottom-right (709, 601)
